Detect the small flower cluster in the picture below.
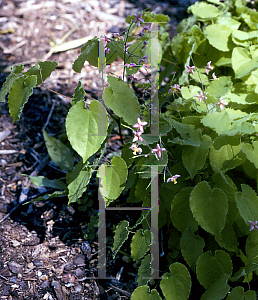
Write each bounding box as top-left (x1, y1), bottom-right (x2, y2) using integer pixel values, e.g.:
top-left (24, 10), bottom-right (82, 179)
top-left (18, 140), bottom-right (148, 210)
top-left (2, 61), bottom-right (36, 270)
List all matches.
top-left (129, 118), bottom-right (180, 184)
top-left (186, 61), bottom-right (217, 78)
top-left (129, 118), bottom-right (147, 155)
top-left (249, 220), bottom-right (258, 231)
top-left (185, 61), bottom-right (228, 109)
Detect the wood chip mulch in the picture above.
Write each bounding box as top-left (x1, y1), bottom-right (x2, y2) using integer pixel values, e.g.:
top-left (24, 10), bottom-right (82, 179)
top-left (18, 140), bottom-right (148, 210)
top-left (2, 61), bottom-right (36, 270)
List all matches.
top-left (0, 0), bottom-right (197, 299)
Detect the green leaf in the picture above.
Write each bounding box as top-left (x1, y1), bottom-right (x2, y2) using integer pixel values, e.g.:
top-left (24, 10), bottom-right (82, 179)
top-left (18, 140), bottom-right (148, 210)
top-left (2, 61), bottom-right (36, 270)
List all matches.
top-left (169, 118), bottom-right (202, 147)
top-left (181, 85), bottom-right (201, 100)
top-left (27, 175), bottom-right (67, 190)
top-left (206, 76), bottom-right (232, 99)
top-left (245, 290), bottom-right (257, 300)
top-left (113, 220), bottom-right (130, 259)
top-left (226, 286), bottom-right (245, 300)
top-left (24, 61), bottom-right (58, 85)
top-left (231, 263), bottom-right (258, 282)
top-left (71, 78), bottom-right (85, 106)
top-left (232, 47), bottom-right (249, 72)
top-left (196, 250), bottom-right (232, 289)
top-left (43, 129), bottom-right (74, 172)
top-left (180, 228), bottom-right (205, 271)
top-left (200, 273), bottom-right (230, 300)
top-left (72, 37), bottom-right (118, 71)
top-left (66, 100), bottom-right (108, 163)
top-left (72, 38), bottom-right (98, 71)
top-left (190, 181), bottom-right (228, 236)
top-left (171, 187), bottom-right (198, 233)
top-left (8, 75), bottom-right (37, 121)
top-left (212, 171), bottom-right (237, 195)
top-left (235, 57), bottom-right (258, 79)
top-left (0, 64), bottom-right (24, 102)
top-left (233, 30), bottom-right (258, 41)
top-left (103, 76), bottom-right (140, 126)
top-left (68, 165), bottom-right (92, 205)
top-left (213, 135), bottom-right (240, 150)
top-left (182, 135), bottom-right (211, 179)
top-left (126, 11), bottom-right (169, 26)
top-left (216, 14), bottom-right (241, 30)
top-left (201, 110), bottom-right (231, 135)
top-left (131, 286), bottom-right (161, 300)
top-left (235, 184), bottom-right (258, 225)
top-left (98, 156), bottom-right (128, 204)
top-left (209, 143), bottom-right (245, 172)
top-left (242, 141), bottom-right (258, 168)
top-left (25, 190), bottom-right (68, 204)
top-left (188, 2), bottom-right (222, 19)
top-left (204, 24), bottom-right (233, 52)
top-left (66, 160), bottom-right (85, 184)
top-left (160, 262), bottom-right (191, 300)
top-left (137, 254), bottom-right (151, 286)
top-left (246, 231), bottom-right (258, 264)
top-left (131, 229), bottom-right (151, 261)
top-left (232, 47), bottom-right (258, 78)
top-left (215, 221), bottom-right (239, 253)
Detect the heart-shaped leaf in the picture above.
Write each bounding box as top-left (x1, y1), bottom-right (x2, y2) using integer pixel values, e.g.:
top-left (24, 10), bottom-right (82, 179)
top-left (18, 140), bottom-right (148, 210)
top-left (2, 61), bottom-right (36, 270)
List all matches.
top-left (66, 100), bottom-right (108, 163)
top-left (131, 229), bottom-right (151, 261)
top-left (160, 262), bottom-right (191, 300)
top-left (196, 250), bottom-right (232, 289)
top-left (98, 156), bottom-right (128, 204)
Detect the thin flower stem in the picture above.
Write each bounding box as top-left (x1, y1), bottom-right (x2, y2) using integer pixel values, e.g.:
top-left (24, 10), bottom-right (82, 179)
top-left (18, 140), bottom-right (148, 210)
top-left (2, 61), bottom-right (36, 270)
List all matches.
top-left (190, 55), bottom-right (210, 113)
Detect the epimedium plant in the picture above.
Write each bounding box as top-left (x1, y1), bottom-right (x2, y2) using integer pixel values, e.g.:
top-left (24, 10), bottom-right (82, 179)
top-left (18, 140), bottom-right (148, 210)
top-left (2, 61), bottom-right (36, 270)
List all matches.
top-left (2, 0), bottom-right (258, 298)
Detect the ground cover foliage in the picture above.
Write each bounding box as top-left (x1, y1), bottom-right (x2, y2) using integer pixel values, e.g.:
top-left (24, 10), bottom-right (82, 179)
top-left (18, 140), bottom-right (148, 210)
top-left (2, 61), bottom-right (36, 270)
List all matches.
top-left (2, 0), bottom-right (258, 298)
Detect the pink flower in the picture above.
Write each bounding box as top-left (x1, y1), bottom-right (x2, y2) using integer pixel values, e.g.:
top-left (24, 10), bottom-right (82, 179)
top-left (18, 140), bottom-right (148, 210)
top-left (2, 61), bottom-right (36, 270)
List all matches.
top-left (195, 91), bottom-right (207, 103)
top-left (134, 12), bottom-right (144, 26)
top-left (167, 175), bottom-right (180, 184)
top-left (186, 65), bottom-right (195, 75)
top-left (133, 118), bottom-right (148, 133)
top-left (130, 143), bottom-right (142, 155)
top-left (212, 72), bottom-right (218, 80)
top-left (141, 26), bottom-right (150, 34)
top-left (132, 131), bottom-right (143, 142)
top-left (138, 55), bottom-right (148, 65)
top-left (113, 33), bottom-right (124, 41)
top-left (217, 97), bottom-right (228, 110)
top-left (248, 220), bottom-right (258, 231)
top-left (152, 144), bottom-right (166, 158)
top-left (205, 61), bottom-right (213, 75)
top-left (168, 84), bottom-right (181, 94)
top-left (139, 26), bottom-right (150, 37)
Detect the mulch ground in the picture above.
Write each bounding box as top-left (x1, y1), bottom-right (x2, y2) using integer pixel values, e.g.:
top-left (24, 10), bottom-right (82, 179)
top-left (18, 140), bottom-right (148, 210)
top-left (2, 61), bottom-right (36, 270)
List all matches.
top-left (0, 0), bottom-right (196, 299)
